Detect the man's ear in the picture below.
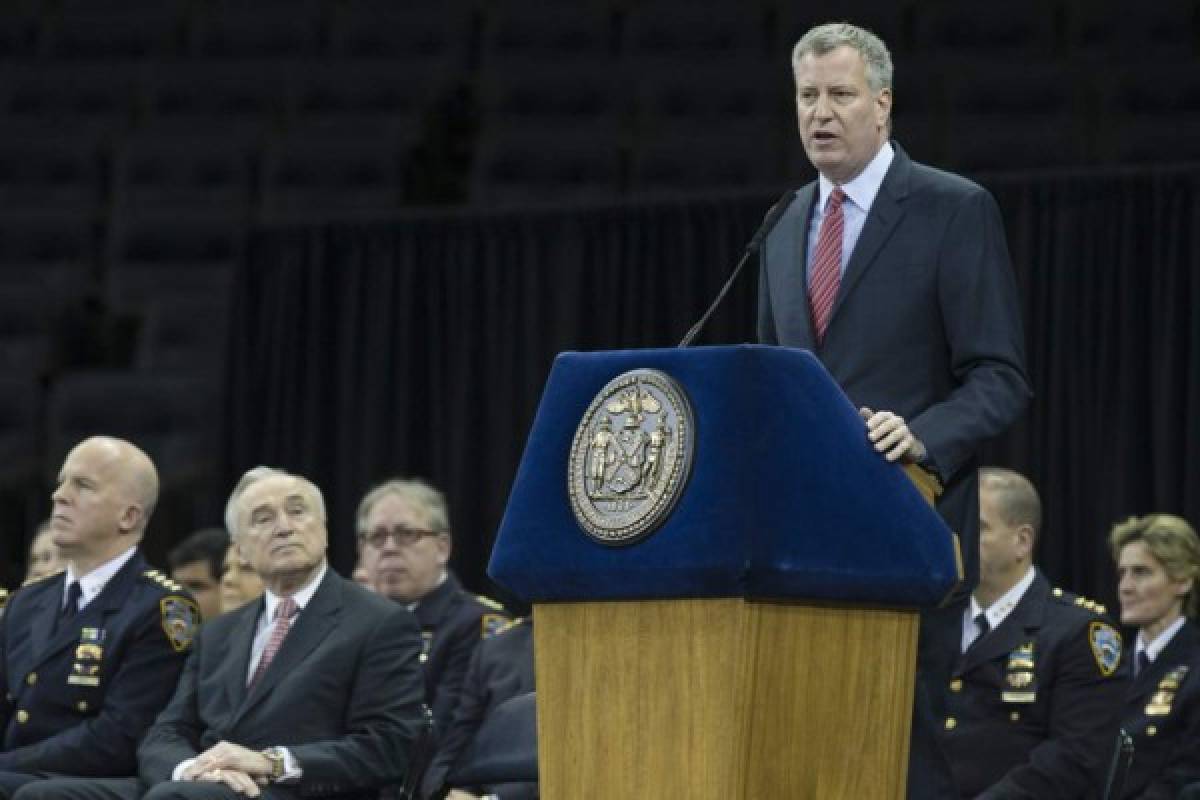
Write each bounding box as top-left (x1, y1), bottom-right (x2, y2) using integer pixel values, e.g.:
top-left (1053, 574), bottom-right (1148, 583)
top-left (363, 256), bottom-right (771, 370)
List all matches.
top-left (875, 88), bottom-right (893, 128)
top-left (435, 532), bottom-right (452, 566)
top-left (1016, 524), bottom-right (1035, 560)
top-left (118, 503), bottom-right (144, 535)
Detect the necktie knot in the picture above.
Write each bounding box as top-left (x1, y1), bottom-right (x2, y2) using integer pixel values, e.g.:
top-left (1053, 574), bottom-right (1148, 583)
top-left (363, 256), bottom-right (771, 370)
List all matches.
top-left (826, 187), bottom-right (846, 212)
top-left (275, 596), bottom-right (298, 621)
top-left (974, 612), bottom-right (990, 637)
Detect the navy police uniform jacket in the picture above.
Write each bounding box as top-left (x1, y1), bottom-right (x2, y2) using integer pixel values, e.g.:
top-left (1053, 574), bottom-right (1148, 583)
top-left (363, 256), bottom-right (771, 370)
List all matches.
top-left (1119, 620), bottom-right (1200, 800)
top-left (0, 551), bottom-right (196, 777)
top-left (939, 570), bottom-right (1128, 799)
top-left (413, 572), bottom-right (509, 734)
top-left (424, 618), bottom-right (536, 800)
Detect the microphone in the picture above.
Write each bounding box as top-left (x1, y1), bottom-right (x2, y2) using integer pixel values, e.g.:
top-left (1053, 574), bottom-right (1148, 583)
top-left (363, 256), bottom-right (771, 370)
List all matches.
top-left (677, 190), bottom-right (797, 347)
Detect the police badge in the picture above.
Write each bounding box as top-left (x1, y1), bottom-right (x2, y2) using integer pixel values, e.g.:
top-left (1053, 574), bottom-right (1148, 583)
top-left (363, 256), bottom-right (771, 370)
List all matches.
top-left (568, 369), bottom-right (695, 545)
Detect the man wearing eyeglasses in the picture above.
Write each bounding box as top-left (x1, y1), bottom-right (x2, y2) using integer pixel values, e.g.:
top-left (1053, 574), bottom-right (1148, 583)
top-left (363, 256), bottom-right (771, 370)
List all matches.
top-left (357, 479), bottom-right (509, 735)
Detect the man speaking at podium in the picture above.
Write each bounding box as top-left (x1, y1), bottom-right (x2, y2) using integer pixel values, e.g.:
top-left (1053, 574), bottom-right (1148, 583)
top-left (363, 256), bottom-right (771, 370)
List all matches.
top-left (756, 22), bottom-right (1032, 798)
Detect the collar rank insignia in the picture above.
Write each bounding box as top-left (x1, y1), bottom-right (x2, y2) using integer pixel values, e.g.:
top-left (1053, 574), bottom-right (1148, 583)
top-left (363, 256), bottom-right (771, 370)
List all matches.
top-left (1089, 622), bottom-right (1122, 677)
top-left (160, 597), bottom-right (200, 653)
top-left (568, 369), bottom-right (695, 546)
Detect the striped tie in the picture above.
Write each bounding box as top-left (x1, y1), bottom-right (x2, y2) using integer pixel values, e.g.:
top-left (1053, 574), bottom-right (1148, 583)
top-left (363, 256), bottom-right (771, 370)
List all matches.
top-left (249, 596), bottom-right (298, 688)
top-left (808, 187), bottom-right (845, 343)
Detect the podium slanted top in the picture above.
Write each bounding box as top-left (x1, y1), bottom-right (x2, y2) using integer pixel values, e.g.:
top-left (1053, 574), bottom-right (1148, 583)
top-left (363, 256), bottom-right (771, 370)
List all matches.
top-left (489, 345), bottom-right (959, 608)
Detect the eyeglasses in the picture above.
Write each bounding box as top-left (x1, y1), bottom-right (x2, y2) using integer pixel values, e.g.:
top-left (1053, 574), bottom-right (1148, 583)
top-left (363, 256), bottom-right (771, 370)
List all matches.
top-left (361, 527), bottom-right (444, 549)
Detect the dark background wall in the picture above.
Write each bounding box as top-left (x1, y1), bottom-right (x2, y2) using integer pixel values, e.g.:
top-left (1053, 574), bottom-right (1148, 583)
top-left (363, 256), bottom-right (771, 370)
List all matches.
top-left (1, 0), bottom-right (1198, 615)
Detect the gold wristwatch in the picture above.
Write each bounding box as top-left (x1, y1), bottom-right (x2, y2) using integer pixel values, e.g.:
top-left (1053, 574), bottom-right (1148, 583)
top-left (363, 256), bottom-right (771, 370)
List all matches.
top-left (261, 747), bottom-right (286, 782)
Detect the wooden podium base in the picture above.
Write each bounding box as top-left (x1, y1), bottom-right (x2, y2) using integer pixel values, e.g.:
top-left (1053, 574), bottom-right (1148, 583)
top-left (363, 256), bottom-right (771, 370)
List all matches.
top-left (534, 598), bottom-right (918, 799)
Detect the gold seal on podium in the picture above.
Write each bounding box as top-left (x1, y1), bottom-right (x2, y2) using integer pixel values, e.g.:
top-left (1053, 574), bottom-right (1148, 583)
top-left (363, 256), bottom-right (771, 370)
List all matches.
top-left (568, 368), bottom-right (694, 546)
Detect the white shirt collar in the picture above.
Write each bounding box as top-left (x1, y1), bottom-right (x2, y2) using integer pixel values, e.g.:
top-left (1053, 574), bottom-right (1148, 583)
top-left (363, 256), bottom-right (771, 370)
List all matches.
top-left (262, 561), bottom-right (327, 621)
top-left (817, 140), bottom-right (895, 214)
top-left (1137, 615), bottom-right (1187, 663)
top-left (65, 545), bottom-right (138, 609)
top-left (971, 566), bottom-right (1037, 631)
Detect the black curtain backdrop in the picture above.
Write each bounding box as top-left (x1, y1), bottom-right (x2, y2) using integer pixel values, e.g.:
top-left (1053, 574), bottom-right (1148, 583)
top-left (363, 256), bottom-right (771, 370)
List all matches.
top-left (227, 166), bottom-right (1200, 613)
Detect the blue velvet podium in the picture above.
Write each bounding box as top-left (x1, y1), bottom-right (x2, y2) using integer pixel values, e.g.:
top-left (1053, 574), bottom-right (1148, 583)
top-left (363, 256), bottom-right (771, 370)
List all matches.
top-left (489, 345), bottom-right (960, 800)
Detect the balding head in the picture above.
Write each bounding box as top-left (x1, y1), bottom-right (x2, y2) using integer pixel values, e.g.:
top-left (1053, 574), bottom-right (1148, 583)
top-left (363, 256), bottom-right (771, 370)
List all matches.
top-left (51, 436), bottom-right (160, 573)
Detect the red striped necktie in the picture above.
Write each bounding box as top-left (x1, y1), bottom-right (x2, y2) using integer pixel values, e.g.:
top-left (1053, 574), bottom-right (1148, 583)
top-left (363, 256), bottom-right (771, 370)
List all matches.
top-left (809, 187), bottom-right (846, 344)
top-left (248, 595), bottom-right (298, 688)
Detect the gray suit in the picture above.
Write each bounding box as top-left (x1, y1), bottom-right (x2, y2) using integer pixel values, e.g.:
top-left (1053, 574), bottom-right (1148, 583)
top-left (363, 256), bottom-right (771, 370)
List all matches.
top-left (138, 567), bottom-right (424, 797)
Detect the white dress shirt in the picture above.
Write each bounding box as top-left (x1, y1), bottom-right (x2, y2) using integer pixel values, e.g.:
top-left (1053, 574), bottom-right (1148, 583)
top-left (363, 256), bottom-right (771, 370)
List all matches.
top-left (1135, 614), bottom-right (1187, 668)
top-left (962, 566), bottom-right (1037, 653)
top-left (64, 545), bottom-right (138, 612)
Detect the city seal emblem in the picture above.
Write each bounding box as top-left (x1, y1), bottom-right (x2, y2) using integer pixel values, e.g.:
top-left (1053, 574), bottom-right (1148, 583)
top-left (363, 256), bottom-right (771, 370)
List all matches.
top-left (568, 368), bottom-right (695, 545)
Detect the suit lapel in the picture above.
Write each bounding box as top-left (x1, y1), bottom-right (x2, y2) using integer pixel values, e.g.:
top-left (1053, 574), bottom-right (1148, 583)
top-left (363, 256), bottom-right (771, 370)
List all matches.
top-left (766, 184), bottom-right (817, 349)
top-left (957, 573), bottom-right (1047, 675)
top-left (826, 144), bottom-right (913, 333)
top-left (220, 598), bottom-right (263, 713)
top-left (231, 570), bottom-right (343, 727)
top-left (34, 552), bottom-right (143, 668)
top-left (29, 574), bottom-right (66, 660)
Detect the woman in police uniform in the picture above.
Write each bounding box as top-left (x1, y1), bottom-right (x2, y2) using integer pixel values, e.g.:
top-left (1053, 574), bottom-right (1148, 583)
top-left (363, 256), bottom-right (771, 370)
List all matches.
top-left (1112, 514), bottom-right (1200, 799)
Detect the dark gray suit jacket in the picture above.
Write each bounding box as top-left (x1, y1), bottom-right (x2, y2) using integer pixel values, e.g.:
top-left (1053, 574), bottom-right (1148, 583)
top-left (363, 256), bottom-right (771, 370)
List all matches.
top-left (757, 143), bottom-right (1031, 596)
top-left (137, 568), bottom-right (425, 797)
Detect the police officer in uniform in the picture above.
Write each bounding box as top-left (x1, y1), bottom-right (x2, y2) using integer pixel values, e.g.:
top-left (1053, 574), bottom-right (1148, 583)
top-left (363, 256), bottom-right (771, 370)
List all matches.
top-left (425, 617), bottom-right (536, 800)
top-left (1110, 514), bottom-right (1200, 799)
top-left (939, 468), bottom-right (1128, 799)
top-left (0, 436), bottom-right (196, 798)
top-left (357, 478), bottom-right (509, 733)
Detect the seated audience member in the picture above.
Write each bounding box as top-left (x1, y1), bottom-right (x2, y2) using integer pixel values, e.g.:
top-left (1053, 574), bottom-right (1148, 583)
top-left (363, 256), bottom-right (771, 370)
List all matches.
top-left (219, 541), bottom-right (263, 614)
top-left (1111, 514), bottom-right (1200, 799)
top-left (168, 528), bottom-right (229, 623)
top-left (0, 437), bottom-right (196, 798)
top-left (23, 523), bottom-right (64, 585)
top-left (357, 479), bottom-right (510, 733)
top-left (16, 466), bottom-right (427, 800)
top-left (939, 468), bottom-right (1128, 799)
top-left (424, 618), bottom-right (536, 800)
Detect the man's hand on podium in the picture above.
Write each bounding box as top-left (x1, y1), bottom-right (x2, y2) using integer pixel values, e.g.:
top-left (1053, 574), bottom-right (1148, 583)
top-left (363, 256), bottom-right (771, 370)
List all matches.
top-left (860, 407), bottom-right (928, 464)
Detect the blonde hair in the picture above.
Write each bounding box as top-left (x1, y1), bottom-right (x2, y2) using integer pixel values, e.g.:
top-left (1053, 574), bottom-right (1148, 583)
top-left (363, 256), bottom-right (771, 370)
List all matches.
top-left (1110, 514), bottom-right (1200, 617)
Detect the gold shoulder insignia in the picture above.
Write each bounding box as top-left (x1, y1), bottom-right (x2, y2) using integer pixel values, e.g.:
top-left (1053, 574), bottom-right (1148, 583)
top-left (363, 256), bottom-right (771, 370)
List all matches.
top-left (160, 596), bottom-right (201, 652)
top-left (0, 588), bottom-right (8, 610)
top-left (1052, 588), bottom-right (1063, 597)
top-left (21, 572), bottom-right (59, 587)
top-left (493, 617), bottom-right (526, 637)
top-left (475, 595), bottom-right (506, 612)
